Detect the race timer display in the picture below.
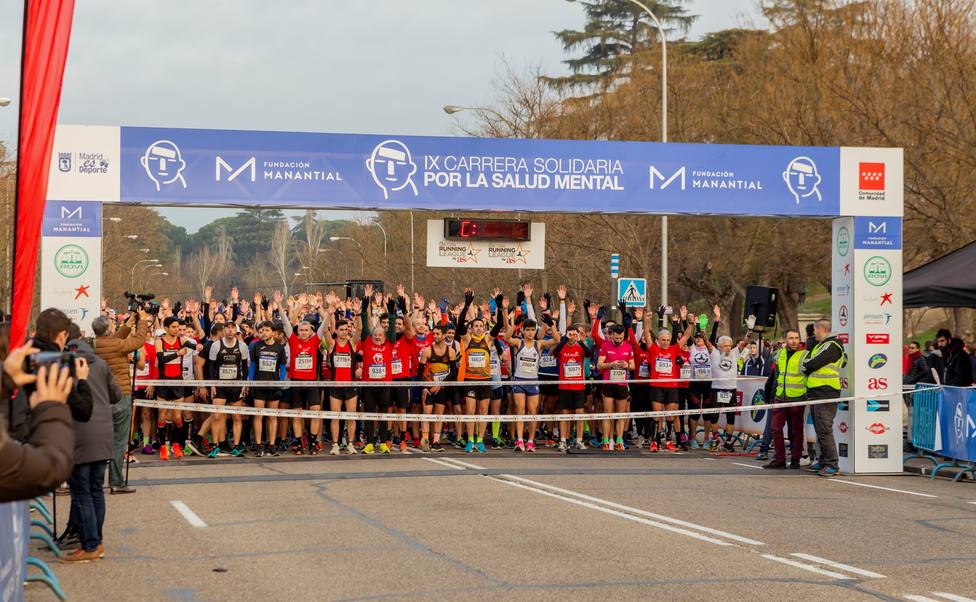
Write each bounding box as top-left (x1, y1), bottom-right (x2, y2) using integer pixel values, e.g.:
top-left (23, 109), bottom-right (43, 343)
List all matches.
top-left (444, 219), bottom-right (531, 241)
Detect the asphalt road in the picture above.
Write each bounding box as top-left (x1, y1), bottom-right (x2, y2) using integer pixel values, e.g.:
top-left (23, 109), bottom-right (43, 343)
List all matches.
top-left (26, 449), bottom-right (976, 602)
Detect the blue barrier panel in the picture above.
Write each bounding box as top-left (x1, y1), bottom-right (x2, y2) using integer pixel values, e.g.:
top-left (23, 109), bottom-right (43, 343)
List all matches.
top-left (911, 385), bottom-right (941, 451)
top-left (0, 501), bottom-right (29, 602)
top-left (938, 386), bottom-right (976, 462)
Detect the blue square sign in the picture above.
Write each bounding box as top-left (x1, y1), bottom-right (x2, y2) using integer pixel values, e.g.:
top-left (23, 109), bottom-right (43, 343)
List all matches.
top-left (618, 278), bottom-right (647, 307)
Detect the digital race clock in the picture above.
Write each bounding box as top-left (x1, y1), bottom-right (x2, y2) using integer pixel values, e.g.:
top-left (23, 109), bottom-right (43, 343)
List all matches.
top-left (444, 219), bottom-right (531, 242)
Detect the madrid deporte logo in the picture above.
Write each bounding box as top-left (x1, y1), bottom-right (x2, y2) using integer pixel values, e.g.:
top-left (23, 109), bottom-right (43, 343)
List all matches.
top-left (366, 140), bottom-right (418, 200)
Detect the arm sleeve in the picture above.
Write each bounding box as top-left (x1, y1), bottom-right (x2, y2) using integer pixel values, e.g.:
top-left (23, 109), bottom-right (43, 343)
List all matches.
top-left (282, 319), bottom-right (293, 339)
top-left (0, 404), bottom-right (76, 503)
top-left (202, 303), bottom-right (212, 335)
top-left (456, 298), bottom-right (473, 337)
top-left (526, 299), bottom-right (536, 321)
top-left (591, 317), bottom-right (604, 347)
top-left (107, 369), bottom-right (122, 405)
top-left (248, 344), bottom-right (257, 380)
top-left (558, 300), bottom-right (567, 336)
top-left (709, 321), bottom-right (720, 345)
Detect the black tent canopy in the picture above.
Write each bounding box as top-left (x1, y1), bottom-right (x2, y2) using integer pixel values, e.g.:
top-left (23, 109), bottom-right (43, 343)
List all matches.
top-left (904, 241), bottom-right (976, 307)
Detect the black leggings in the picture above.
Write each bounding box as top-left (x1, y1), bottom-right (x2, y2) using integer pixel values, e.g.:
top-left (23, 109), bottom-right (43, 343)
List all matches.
top-left (631, 385), bottom-right (652, 437)
top-left (362, 388), bottom-right (390, 443)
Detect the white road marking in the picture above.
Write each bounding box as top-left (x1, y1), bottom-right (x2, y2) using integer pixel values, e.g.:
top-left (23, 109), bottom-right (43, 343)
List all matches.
top-left (493, 477), bottom-right (732, 546)
top-left (827, 479), bottom-right (937, 498)
top-left (790, 553), bottom-right (886, 578)
top-left (934, 592), bottom-right (976, 602)
top-left (421, 457), bottom-right (465, 471)
top-left (501, 474), bottom-right (765, 546)
top-left (170, 500), bottom-right (207, 528)
top-left (439, 457), bottom-right (485, 470)
top-left (731, 462), bottom-right (763, 470)
top-left (702, 457), bottom-right (716, 461)
top-left (761, 554), bottom-right (854, 580)
top-left (904, 595), bottom-right (941, 602)
top-left (968, 501), bottom-right (976, 505)
top-left (401, 448), bottom-right (413, 455)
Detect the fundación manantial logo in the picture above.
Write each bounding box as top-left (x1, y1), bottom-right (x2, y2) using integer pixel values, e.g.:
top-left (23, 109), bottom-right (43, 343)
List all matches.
top-left (783, 156), bottom-right (822, 204)
top-left (366, 140), bottom-right (418, 200)
top-left (141, 140), bottom-right (187, 191)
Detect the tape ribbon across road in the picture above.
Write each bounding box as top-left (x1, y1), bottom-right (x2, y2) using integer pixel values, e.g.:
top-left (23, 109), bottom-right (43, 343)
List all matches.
top-left (134, 377), bottom-right (908, 423)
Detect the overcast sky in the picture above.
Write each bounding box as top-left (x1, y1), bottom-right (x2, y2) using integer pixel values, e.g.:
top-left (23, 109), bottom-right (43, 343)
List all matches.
top-left (0, 0), bottom-right (765, 232)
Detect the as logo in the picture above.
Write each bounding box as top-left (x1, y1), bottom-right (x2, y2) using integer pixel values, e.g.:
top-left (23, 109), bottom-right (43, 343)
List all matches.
top-left (863, 256), bottom-right (892, 287)
top-left (868, 353), bottom-right (887, 369)
top-left (54, 244), bottom-right (89, 278)
top-left (867, 378), bottom-right (888, 391)
top-left (648, 165), bottom-right (685, 190)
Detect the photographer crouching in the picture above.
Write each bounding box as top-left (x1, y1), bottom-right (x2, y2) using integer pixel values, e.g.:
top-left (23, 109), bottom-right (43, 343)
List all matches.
top-left (92, 303), bottom-right (151, 495)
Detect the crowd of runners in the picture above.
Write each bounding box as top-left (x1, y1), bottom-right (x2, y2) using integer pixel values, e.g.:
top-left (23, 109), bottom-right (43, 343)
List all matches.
top-left (123, 283), bottom-right (772, 460)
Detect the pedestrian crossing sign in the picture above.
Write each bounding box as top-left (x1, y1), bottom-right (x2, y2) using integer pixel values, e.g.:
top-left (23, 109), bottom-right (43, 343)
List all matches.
top-left (618, 278), bottom-right (647, 307)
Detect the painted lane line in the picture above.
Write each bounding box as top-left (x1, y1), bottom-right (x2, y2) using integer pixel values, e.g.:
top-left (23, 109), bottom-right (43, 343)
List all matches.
top-left (439, 457), bottom-right (486, 470)
top-left (934, 592), bottom-right (976, 602)
top-left (790, 553), bottom-right (886, 578)
top-left (904, 595), bottom-right (941, 602)
top-left (170, 500), bottom-right (207, 528)
top-left (420, 457), bottom-right (465, 471)
top-left (493, 477), bottom-right (731, 546)
top-left (828, 479), bottom-right (937, 499)
top-left (761, 554), bottom-right (854, 580)
top-left (501, 474), bottom-right (765, 546)
top-left (968, 502), bottom-right (976, 506)
top-left (731, 462), bottom-right (763, 470)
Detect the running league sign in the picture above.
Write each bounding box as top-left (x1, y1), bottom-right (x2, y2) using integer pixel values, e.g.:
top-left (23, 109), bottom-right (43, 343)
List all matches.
top-left (426, 219), bottom-right (545, 270)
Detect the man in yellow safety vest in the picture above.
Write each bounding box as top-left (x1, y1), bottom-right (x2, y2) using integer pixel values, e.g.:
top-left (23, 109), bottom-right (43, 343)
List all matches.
top-left (801, 319), bottom-right (845, 477)
top-left (762, 329), bottom-right (808, 470)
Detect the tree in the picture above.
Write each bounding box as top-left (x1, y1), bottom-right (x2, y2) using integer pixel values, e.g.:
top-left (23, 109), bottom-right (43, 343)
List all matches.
top-left (543, 0), bottom-right (696, 90)
top-left (186, 227), bottom-right (234, 298)
top-left (269, 219), bottom-right (293, 298)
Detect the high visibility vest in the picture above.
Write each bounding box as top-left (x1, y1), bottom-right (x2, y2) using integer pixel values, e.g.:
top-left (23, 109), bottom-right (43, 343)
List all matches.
top-left (775, 347), bottom-right (808, 399)
top-left (806, 338), bottom-right (844, 390)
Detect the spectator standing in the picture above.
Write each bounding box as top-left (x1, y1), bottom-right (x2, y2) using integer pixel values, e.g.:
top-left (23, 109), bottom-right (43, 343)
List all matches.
top-left (801, 319), bottom-right (845, 477)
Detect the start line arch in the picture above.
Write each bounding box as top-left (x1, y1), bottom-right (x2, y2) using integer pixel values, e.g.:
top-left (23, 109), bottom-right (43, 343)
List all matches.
top-left (42, 124), bottom-right (904, 474)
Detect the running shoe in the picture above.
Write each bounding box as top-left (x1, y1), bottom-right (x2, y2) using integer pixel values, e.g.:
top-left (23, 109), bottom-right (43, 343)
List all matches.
top-left (399, 440), bottom-right (407, 452)
top-left (723, 441), bottom-right (735, 453)
top-left (575, 440), bottom-right (587, 451)
top-left (708, 439), bottom-right (720, 451)
top-left (805, 461), bottom-right (825, 472)
top-left (346, 442), bottom-right (358, 455)
top-left (420, 439), bottom-right (431, 453)
top-left (315, 440), bottom-right (323, 453)
top-left (330, 443), bottom-right (341, 455)
top-left (171, 443), bottom-right (184, 459)
top-left (159, 445), bottom-right (169, 461)
top-left (817, 466), bottom-right (839, 477)
top-left (526, 440), bottom-right (536, 453)
top-left (464, 440), bottom-right (475, 453)
top-left (514, 440), bottom-right (525, 453)
top-left (476, 441), bottom-right (486, 453)
top-left (253, 445), bottom-right (265, 458)
top-left (301, 434), bottom-right (309, 452)
top-left (230, 444), bottom-right (245, 457)
top-left (637, 436), bottom-right (646, 449)
top-left (665, 441), bottom-right (677, 452)
top-left (590, 437), bottom-right (602, 448)
top-left (756, 451), bottom-right (769, 461)
top-left (141, 444), bottom-right (155, 455)
top-left (362, 443), bottom-right (375, 455)
top-left (491, 438), bottom-right (502, 450)
top-left (309, 444), bottom-right (319, 456)
top-left (690, 439), bottom-right (700, 450)
top-left (379, 443), bottom-right (391, 454)
top-left (799, 456), bottom-right (812, 467)
top-left (614, 442), bottom-right (625, 452)
top-left (650, 441), bottom-right (659, 453)
top-left (431, 442), bottom-right (444, 452)
top-left (601, 441), bottom-right (611, 451)
top-left (267, 444), bottom-right (281, 457)
top-left (679, 433), bottom-right (689, 445)
top-left (294, 444), bottom-right (305, 456)
top-left (557, 441), bottom-right (568, 452)
top-left (184, 441), bottom-right (202, 457)
top-left (207, 446), bottom-right (220, 459)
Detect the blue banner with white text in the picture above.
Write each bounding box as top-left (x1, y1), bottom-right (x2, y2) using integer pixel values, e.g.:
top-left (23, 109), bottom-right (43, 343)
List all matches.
top-left (119, 127), bottom-right (843, 216)
top-left (937, 387), bottom-right (976, 462)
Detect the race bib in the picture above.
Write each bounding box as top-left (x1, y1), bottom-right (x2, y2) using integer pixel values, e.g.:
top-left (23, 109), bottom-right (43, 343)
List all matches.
top-left (610, 368), bottom-right (627, 382)
top-left (564, 363), bottom-right (582, 378)
top-left (539, 354), bottom-right (557, 369)
top-left (517, 356), bottom-right (538, 375)
top-left (433, 369), bottom-right (449, 382)
top-left (136, 364), bottom-right (149, 377)
top-left (391, 359), bottom-right (403, 376)
top-left (490, 357), bottom-right (501, 377)
top-left (333, 354), bottom-right (351, 369)
top-left (680, 364), bottom-right (692, 379)
top-left (655, 356), bottom-right (673, 374)
top-left (295, 353), bottom-right (314, 371)
top-left (182, 364), bottom-right (193, 380)
top-left (638, 362), bottom-right (650, 378)
top-left (467, 353), bottom-right (487, 369)
top-left (369, 364), bottom-right (386, 379)
top-left (219, 364), bottom-right (237, 380)
top-left (694, 367), bottom-right (712, 379)
top-left (717, 390), bottom-right (734, 404)
top-left (259, 356), bottom-right (276, 373)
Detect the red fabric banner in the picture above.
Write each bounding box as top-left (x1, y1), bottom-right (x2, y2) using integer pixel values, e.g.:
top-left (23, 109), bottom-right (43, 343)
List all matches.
top-left (10, 0), bottom-right (75, 348)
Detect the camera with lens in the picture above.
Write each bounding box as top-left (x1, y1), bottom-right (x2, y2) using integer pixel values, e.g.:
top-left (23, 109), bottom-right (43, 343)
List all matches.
top-left (123, 291), bottom-right (160, 315)
top-left (23, 351), bottom-right (77, 378)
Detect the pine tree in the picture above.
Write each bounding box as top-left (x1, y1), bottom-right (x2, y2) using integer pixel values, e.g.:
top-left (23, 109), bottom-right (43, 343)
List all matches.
top-left (543, 0), bottom-right (697, 90)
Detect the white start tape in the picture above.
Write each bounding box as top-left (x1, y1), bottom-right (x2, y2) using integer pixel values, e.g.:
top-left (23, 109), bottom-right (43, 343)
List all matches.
top-left (138, 376), bottom-right (768, 389)
top-left (134, 389), bottom-right (905, 423)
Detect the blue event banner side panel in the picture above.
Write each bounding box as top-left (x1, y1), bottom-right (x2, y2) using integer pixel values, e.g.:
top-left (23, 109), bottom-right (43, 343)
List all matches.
top-left (42, 200), bottom-right (102, 237)
top-left (938, 387), bottom-right (976, 463)
top-left (120, 126), bottom-right (841, 217)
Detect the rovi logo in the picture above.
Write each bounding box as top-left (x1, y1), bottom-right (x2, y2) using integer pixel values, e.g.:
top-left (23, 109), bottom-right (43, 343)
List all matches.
top-left (863, 256), bottom-right (892, 287)
top-left (54, 244), bottom-right (89, 278)
top-left (836, 226), bottom-right (850, 257)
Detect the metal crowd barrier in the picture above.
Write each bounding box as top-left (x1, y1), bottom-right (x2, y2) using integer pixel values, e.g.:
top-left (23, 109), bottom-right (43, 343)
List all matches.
top-left (905, 384), bottom-right (976, 482)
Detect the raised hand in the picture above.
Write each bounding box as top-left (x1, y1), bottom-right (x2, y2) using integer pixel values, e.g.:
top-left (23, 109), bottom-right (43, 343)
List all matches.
top-left (414, 293), bottom-right (425, 309)
top-left (396, 283), bottom-right (406, 299)
top-left (557, 285), bottom-right (567, 300)
top-left (491, 287), bottom-right (502, 299)
top-left (254, 291), bottom-right (263, 306)
top-left (522, 282), bottom-right (533, 298)
top-left (427, 299), bottom-right (438, 314)
top-left (204, 285), bottom-right (212, 301)
top-left (680, 305), bottom-right (688, 320)
top-left (713, 304), bottom-right (721, 321)
top-left (273, 290), bottom-right (283, 304)
top-left (587, 301), bottom-right (598, 319)
top-left (567, 300), bottom-right (576, 315)
top-left (363, 283), bottom-right (374, 299)
top-left (501, 295), bottom-right (510, 310)
top-left (351, 296), bottom-right (363, 314)
top-left (463, 288), bottom-right (474, 305)
top-left (538, 294), bottom-right (549, 311)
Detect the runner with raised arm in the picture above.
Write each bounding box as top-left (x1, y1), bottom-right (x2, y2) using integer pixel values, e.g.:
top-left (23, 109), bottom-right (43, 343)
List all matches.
top-left (456, 288), bottom-right (496, 453)
top-left (281, 298), bottom-right (329, 455)
top-left (596, 322), bottom-right (635, 451)
top-left (207, 321), bottom-right (250, 457)
top-left (321, 291), bottom-right (361, 455)
top-left (418, 323), bottom-right (459, 452)
top-left (688, 311), bottom-right (719, 449)
top-left (154, 316), bottom-right (192, 461)
top-left (248, 320), bottom-right (287, 457)
top-left (644, 306), bottom-right (694, 452)
top-left (709, 305), bottom-right (751, 452)
top-left (357, 284), bottom-right (398, 454)
top-left (390, 285), bottom-right (416, 451)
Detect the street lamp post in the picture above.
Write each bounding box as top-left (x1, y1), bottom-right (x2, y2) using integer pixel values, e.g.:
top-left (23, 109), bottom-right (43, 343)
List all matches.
top-left (370, 220), bottom-right (388, 266)
top-left (130, 259), bottom-right (160, 289)
top-left (330, 237), bottom-right (365, 278)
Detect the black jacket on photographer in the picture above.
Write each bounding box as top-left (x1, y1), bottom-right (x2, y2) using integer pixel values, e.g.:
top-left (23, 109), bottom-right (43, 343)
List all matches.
top-left (67, 339), bottom-right (121, 464)
top-left (6, 337), bottom-right (93, 442)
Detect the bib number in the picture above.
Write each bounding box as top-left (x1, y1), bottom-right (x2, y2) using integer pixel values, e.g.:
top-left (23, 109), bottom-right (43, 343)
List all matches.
top-left (638, 362), bottom-right (650, 378)
top-left (680, 364), bottom-right (692, 379)
top-left (295, 354), bottom-right (314, 371)
top-left (259, 356), bottom-right (276, 373)
top-left (433, 369), bottom-right (449, 382)
top-left (369, 364), bottom-right (386, 379)
top-left (391, 359), bottom-right (403, 376)
top-left (654, 357), bottom-right (673, 374)
top-left (517, 356), bottom-right (538, 376)
top-left (564, 363), bottom-right (582, 378)
top-left (539, 354), bottom-right (557, 369)
top-left (694, 367), bottom-right (711, 379)
top-left (610, 369), bottom-right (627, 382)
top-left (717, 390), bottom-right (734, 405)
top-left (333, 354), bottom-right (351, 369)
top-left (467, 353), bottom-right (487, 369)
top-left (219, 364), bottom-right (237, 380)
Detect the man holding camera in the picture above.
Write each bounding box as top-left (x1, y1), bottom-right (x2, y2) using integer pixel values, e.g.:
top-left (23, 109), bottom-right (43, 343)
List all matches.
top-left (92, 308), bottom-right (150, 494)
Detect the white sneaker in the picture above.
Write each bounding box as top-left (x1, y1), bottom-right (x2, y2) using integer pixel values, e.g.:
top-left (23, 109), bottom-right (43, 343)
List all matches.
top-left (346, 443), bottom-right (358, 455)
top-left (330, 443), bottom-right (341, 456)
top-left (799, 456), bottom-right (812, 467)
top-left (557, 441), bottom-right (568, 452)
top-left (637, 436), bottom-right (646, 449)
top-left (575, 440), bottom-right (587, 451)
